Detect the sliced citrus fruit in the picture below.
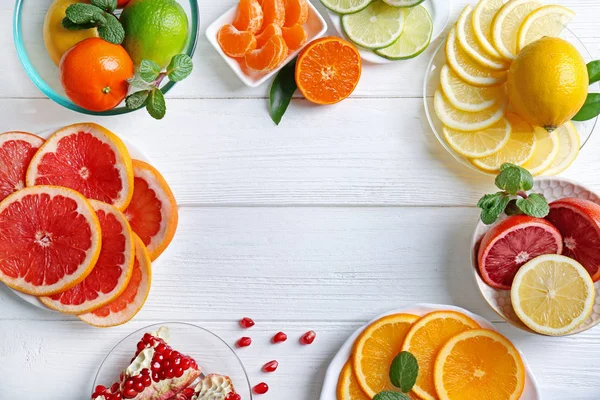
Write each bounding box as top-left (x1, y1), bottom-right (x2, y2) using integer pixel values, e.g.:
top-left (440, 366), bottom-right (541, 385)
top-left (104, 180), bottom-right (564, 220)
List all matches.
top-left (296, 37), bottom-right (361, 105)
top-left (511, 254), bottom-right (595, 335)
top-left (319, 0), bottom-right (372, 15)
top-left (471, 113), bottom-right (536, 172)
top-left (79, 234), bottom-right (152, 327)
top-left (124, 160), bottom-right (178, 261)
top-left (434, 89), bottom-right (507, 132)
top-left (40, 200), bottom-right (135, 314)
top-left (0, 131), bottom-right (44, 203)
top-left (245, 34), bottom-right (288, 72)
top-left (521, 127), bottom-right (559, 176)
top-left (446, 28), bottom-right (507, 87)
top-left (546, 197), bottom-right (600, 281)
top-left (542, 122), bottom-right (579, 176)
top-left (342, 2), bottom-right (405, 50)
top-left (517, 5), bottom-right (574, 51)
top-left (352, 313), bottom-right (419, 398)
top-left (26, 123), bottom-right (134, 211)
top-left (261, 0), bottom-right (286, 28)
top-left (256, 23), bottom-right (282, 48)
top-left (440, 65), bottom-right (505, 112)
top-left (282, 24), bottom-right (308, 51)
top-left (217, 24), bottom-right (257, 58)
top-left (375, 5), bottom-right (433, 60)
top-left (233, 0), bottom-right (263, 34)
top-left (0, 185), bottom-right (101, 296)
top-left (383, 0), bottom-right (425, 6)
top-left (434, 329), bottom-right (525, 400)
top-left (401, 311), bottom-right (480, 400)
top-left (491, 0), bottom-right (542, 60)
top-left (337, 361), bottom-right (370, 400)
top-left (472, 0), bottom-right (505, 60)
top-left (443, 117), bottom-right (511, 158)
top-left (477, 215), bottom-right (563, 289)
top-left (284, 0), bottom-right (308, 27)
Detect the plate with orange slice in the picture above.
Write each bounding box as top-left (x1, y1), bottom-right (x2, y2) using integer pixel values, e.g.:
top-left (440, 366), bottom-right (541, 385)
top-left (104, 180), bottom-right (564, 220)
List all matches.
top-left (320, 303), bottom-right (541, 400)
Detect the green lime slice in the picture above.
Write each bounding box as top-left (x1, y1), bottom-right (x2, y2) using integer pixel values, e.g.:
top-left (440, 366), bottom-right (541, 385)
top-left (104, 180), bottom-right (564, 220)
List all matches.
top-left (320, 0), bottom-right (374, 14)
top-left (375, 5), bottom-right (432, 59)
top-left (342, 1), bottom-right (405, 49)
top-left (382, 0), bottom-right (426, 7)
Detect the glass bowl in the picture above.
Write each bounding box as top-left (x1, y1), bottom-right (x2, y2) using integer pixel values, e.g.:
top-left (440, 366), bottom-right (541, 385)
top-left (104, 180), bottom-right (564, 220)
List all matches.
top-left (13, 0), bottom-right (199, 116)
top-left (92, 322), bottom-right (252, 398)
top-left (424, 28), bottom-right (599, 175)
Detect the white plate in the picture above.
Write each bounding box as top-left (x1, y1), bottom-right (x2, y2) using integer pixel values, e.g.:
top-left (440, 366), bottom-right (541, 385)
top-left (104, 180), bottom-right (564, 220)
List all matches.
top-left (9, 127), bottom-right (151, 312)
top-left (319, 303), bottom-right (541, 400)
top-left (327, 0), bottom-right (452, 64)
top-left (205, 1), bottom-right (328, 88)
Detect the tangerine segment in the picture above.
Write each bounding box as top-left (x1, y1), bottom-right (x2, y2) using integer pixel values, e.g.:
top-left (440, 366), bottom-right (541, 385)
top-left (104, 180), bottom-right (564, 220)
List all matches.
top-left (0, 132), bottom-right (44, 203)
top-left (337, 361), bottom-right (371, 400)
top-left (41, 200), bottom-right (135, 314)
top-left (434, 329), bottom-right (525, 400)
top-left (401, 311), bottom-right (480, 400)
top-left (282, 24), bottom-right (308, 51)
top-left (261, 0), bottom-right (286, 28)
top-left (245, 35), bottom-right (288, 72)
top-left (218, 24), bottom-right (258, 58)
top-left (296, 37), bottom-right (362, 105)
top-left (0, 186), bottom-right (101, 296)
top-left (256, 23), bottom-right (282, 48)
top-left (79, 234), bottom-right (152, 327)
top-left (284, 0), bottom-right (308, 27)
top-left (233, 0), bottom-right (264, 33)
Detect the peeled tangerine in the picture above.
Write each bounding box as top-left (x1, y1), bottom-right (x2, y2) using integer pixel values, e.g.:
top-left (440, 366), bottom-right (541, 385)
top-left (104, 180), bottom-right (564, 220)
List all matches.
top-left (507, 37), bottom-right (588, 131)
top-left (245, 35), bottom-right (288, 72)
top-left (218, 24), bottom-right (257, 58)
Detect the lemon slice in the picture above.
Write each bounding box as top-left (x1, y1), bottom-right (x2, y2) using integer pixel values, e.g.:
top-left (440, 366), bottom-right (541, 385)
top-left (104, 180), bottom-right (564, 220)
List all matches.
top-left (375, 5), bottom-right (433, 60)
top-left (491, 0), bottom-right (542, 60)
top-left (542, 121), bottom-right (580, 176)
top-left (511, 254), bottom-right (595, 336)
top-left (434, 89), bottom-right (507, 132)
top-left (472, 0), bottom-right (505, 60)
top-left (456, 5), bottom-right (508, 71)
top-left (320, 0), bottom-right (373, 15)
top-left (443, 117), bottom-right (511, 158)
top-left (342, 2), bottom-right (405, 49)
top-left (517, 5), bottom-right (575, 51)
top-left (471, 113), bottom-right (535, 172)
top-left (521, 127), bottom-right (559, 176)
top-left (446, 28), bottom-right (507, 87)
top-left (440, 65), bottom-right (505, 112)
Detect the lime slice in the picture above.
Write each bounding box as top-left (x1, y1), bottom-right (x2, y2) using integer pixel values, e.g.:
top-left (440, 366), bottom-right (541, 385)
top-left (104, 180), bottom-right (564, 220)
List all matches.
top-left (375, 5), bottom-right (432, 59)
top-left (382, 0), bottom-right (425, 7)
top-left (320, 0), bottom-right (374, 14)
top-left (342, 1), bottom-right (405, 49)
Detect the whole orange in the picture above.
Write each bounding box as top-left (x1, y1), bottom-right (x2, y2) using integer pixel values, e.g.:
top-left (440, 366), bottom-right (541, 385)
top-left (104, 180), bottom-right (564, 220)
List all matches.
top-left (60, 38), bottom-right (134, 112)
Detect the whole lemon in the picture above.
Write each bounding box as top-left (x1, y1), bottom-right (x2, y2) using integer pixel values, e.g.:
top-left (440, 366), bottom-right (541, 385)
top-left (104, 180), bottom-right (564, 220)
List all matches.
top-left (507, 37), bottom-right (588, 131)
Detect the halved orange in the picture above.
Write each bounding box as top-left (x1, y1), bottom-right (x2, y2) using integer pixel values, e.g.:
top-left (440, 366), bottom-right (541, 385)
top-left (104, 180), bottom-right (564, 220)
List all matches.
top-left (245, 35), bottom-right (288, 72)
top-left (256, 23), bottom-right (282, 48)
top-left (434, 329), bottom-right (526, 400)
top-left (233, 0), bottom-right (264, 34)
top-left (401, 311), bottom-right (480, 400)
top-left (0, 131), bottom-right (44, 203)
top-left (282, 24), bottom-right (308, 51)
top-left (0, 185), bottom-right (101, 296)
top-left (261, 0), bottom-right (286, 28)
top-left (218, 24), bottom-right (257, 58)
top-left (284, 0), bottom-right (308, 27)
top-left (337, 360), bottom-right (370, 400)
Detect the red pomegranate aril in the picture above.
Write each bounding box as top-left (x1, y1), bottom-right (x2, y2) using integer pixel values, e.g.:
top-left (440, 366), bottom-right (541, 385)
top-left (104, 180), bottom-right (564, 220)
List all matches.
top-left (151, 361), bottom-right (161, 372)
top-left (111, 383), bottom-right (120, 393)
top-left (181, 358), bottom-right (191, 369)
top-left (272, 332), bottom-right (287, 343)
top-left (155, 343), bottom-right (166, 353)
top-left (123, 387), bottom-right (137, 398)
top-left (141, 368), bottom-right (150, 376)
top-left (173, 356), bottom-right (182, 365)
top-left (142, 375), bottom-right (152, 387)
top-left (142, 333), bottom-right (152, 343)
top-left (240, 317), bottom-right (255, 328)
top-left (124, 378), bottom-right (134, 389)
top-left (237, 337), bottom-right (252, 347)
top-left (154, 353), bottom-right (164, 362)
top-left (164, 349), bottom-right (173, 358)
top-left (262, 360), bottom-right (279, 372)
top-left (175, 366), bottom-right (184, 377)
top-left (253, 382), bottom-right (269, 394)
top-left (226, 394), bottom-right (242, 400)
top-left (94, 385), bottom-right (106, 394)
top-left (134, 381), bottom-right (144, 392)
top-left (152, 372), bottom-right (160, 382)
top-left (300, 330), bottom-right (316, 345)
top-left (137, 341), bottom-right (146, 351)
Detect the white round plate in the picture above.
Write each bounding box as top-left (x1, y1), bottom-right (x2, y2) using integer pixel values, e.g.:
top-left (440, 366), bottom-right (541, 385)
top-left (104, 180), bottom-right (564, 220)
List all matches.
top-left (472, 176), bottom-right (600, 335)
top-left (319, 303), bottom-right (541, 400)
top-left (327, 0), bottom-right (451, 64)
top-left (9, 127), bottom-right (151, 312)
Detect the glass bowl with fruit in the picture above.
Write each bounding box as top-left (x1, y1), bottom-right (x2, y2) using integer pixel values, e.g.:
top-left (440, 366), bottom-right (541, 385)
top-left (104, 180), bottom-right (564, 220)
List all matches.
top-left (13, 0), bottom-right (199, 117)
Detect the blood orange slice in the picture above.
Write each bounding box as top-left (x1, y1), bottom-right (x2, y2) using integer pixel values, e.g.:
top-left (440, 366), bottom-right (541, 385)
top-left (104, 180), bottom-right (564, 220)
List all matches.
top-left (477, 215), bottom-right (563, 289)
top-left (26, 123), bottom-right (134, 210)
top-left (40, 200), bottom-right (135, 314)
top-left (124, 160), bottom-right (178, 261)
top-left (79, 234), bottom-right (152, 327)
top-left (0, 131), bottom-right (44, 202)
top-left (546, 197), bottom-right (600, 281)
top-left (0, 186), bottom-right (101, 296)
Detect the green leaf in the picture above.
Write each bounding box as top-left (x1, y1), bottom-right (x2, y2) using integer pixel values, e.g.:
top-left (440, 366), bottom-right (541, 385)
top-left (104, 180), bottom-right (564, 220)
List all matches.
top-left (128, 75), bottom-right (155, 90)
top-left (588, 61), bottom-right (600, 84)
top-left (477, 192), bottom-right (511, 225)
top-left (166, 54), bottom-right (194, 82)
top-left (65, 3), bottom-right (105, 25)
top-left (516, 193), bottom-right (549, 218)
top-left (62, 17), bottom-right (97, 30)
top-left (126, 90), bottom-right (150, 110)
top-left (146, 89), bottom-right (166, 120)
top-left (139, 60), bottom-right (162, 83)
top-left (504, 199), bottom-right (524, 216)
top-left (572, 93), bottom-right (600, 122)
top-left (90, 0), bottom-right (117, 12)
top-left (97, 12), bottom-right (125, 44)
top-left (373, 392), bottom-right (411, 400)
top-left (270, 59), bottom-right (297, 125)
top-left (495, 163), bottom-right (533, 195)
top-left (389, 351), bottom-right (419, 393)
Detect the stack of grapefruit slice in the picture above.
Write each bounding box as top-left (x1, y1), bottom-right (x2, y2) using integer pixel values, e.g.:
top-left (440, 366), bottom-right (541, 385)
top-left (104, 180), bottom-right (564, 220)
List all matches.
top-left (0, 123), bottom-right (178, 327)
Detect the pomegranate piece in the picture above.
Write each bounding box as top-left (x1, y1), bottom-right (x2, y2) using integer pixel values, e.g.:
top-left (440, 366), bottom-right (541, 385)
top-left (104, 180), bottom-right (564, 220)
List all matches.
top-left (193, 374), bottom-right (238, 399)
top-left (167, 387), bottom-right (195, 400)
top-left (272, 331), bottom-right (287, 343)
top-left (262, 360), bottom-right (279, 373)
top-left (239, 317), bottom-right (255, 328)
top-left (236, 337), bottom-right (252, 347)
top-left (300, 330), bottom-right (316, 345)
top-left (253, 382), bottom-right (269, 395)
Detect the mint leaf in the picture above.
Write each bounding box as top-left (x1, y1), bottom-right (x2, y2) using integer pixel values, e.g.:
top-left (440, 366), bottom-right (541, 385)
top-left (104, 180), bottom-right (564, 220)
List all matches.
top-left (270, 59), bottom-right (297, 125)
top-left (572, 93), bottom-right (600, 122)
top-left (373, 392), bottom-right (411, 400)
top-left (126, 91), bottom-right (150, 110)
top-left (166, 54), bottom-right (193, 82)
top-left (478, 192), bottom-right (510, 224)
top-left (139, 60), bottom-right (162, 83)
top-left (66, 3), bottom-right (105, 25)
top-left (389, 352), bottom-right (418, 393)
top-left (588, 61), bottom-right (600, 85)
top-left (62, 18), bottom-right (97, 30)
top-left (97, 12), bottom-right (124, 44)
top-left (128, 75), bottom-right (155, 90)
top-left (495, 163), bottom-right (533, 195)
top-left (516, 193), bottom-right (549, 218)
top-left (146, 89), bottom-right (166, 120)
top-left (91, 0), bottom-right (117, 12)
top-left (504, 199), bottom-right (524, 216)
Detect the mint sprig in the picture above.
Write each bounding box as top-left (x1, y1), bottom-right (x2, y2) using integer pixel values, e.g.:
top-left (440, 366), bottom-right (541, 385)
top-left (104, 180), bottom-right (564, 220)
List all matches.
top-left (373, 351), bottom-right (418, 400)
top-left (62, 0), bottom-right (124, 45)
top-left (373, 392), bottom-right (411, 400)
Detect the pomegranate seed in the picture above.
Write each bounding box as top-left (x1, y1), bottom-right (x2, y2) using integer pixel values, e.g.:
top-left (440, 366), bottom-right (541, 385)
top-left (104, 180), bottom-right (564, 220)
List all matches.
top-left (142, 375), bottom-right (152, 387)
top-left (240, 317), bottom-right (255, 328)
top-left (226, 393), bottom-right (242, 400)
top-left (253, 382), bottom-right (269, 395)
top-left (262, 360), bottom-right (279, 372)
top-left (142, 333), bottom-right (152, 343)
top-left (112, 394), bottom-right (122, 400)
top-left (183, 388), bottom-right (195, 396)
top-left (175, 366), bottom-right (184, 377)
top-left (94, 385), bottom-right (106, 394)
top-left (272, 332), bottom-right (287, 343)
top-left (164, 349), bottom-right (173, 358)
top-left (154, 353), bottom-right (164, 362)
top-left (151, 361), bottom-right (161, 372)
top-left (152, 372), bottom-right (160, 382)
top-left (137, 341), bottom-right (146, 351)
top-left (300, 330), bottom-right (316, 345)
top-left (123, 387), bottom-right (137, 398)
top-left (134, 381), bottom-right (144, 393)
top-left (173, 356), bottom-right (182, 365)
top-left (124, 379), bottom-right (134, 389)
top-left (155, 343), bottom-right (166, 353)
top-left (181, 358), bottom-right (191, 369)
top-left (111, 383), bottom-right (120, 393)
top-left (237, 337), bottom-right (252, 347)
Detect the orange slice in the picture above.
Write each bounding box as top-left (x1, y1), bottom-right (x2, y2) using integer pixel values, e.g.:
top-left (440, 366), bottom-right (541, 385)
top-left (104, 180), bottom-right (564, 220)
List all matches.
top-left (262, 0), bottom-right (286, 28)
top-left (0, 131), bottom-right (44, 202)
top-left (0, 185), bottom-right (101, 296)
top-left (245, 34), bottom-right (288, 72)
top-left (218, 24), bottom-right (257, 58)
top-left (401, 311), bottom-right (480, 400)
top-left (337, 360), bottom-right (370, 400)
top-left (40, 200), bottom-right (135, 314)
top-left (256, 23), bottom-right (282, 48)
top-left (284, 0), bottom-right (308, 27)
top-left (233, 0), bottom-right (264, 34)
top-left (282, 24), bottom-right (307, 51)
top-left (79, 234), bottom-right (152, 327)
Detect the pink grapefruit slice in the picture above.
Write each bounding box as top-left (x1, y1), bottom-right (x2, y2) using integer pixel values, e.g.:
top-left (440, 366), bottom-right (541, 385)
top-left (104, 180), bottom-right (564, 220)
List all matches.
top-left (0, 186), bottom-right (101, 296)
top-left (546, 197), bottom-right (600, 281)
top-left (0, 131), bottom-right (44, 202)
top-left (79, 234), bottom-right (152, 327)
top-left (26, 123), bottom-right (134, 211)
top-left (477, 215), bottom-right (563, 289)
top-left (40, 200), bottom-right (135, 314)
top-left (124, 160), bottom-right (178, 261)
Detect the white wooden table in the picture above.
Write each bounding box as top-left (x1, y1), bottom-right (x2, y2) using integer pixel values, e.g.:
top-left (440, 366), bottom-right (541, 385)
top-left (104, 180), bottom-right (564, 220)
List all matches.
top-left (1, 1), bottom-right (600, 399)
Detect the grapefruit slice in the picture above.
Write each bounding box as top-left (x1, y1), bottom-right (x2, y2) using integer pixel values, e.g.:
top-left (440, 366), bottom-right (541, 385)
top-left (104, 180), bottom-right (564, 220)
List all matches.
top-left (79, 234), bottom-right (152, 327)
top-left (546, 197), bottom-right (600, 281)
top-left (26, 123), bottom-right (134, 211)
top-left (477, 215), bottom-right (563, 289)
top-left (0, 131), bottom-right (44, 202)
top-left (40, 200), bottom-right (135, 314)
top-left (124, 160), bottom-right (178, 261)
top-left (0, 186), bottom-right (101, 296)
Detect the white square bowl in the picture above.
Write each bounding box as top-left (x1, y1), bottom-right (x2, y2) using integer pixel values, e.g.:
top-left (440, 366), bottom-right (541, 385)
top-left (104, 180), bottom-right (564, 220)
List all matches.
top-left (205, 1), bottom-right (328, 88)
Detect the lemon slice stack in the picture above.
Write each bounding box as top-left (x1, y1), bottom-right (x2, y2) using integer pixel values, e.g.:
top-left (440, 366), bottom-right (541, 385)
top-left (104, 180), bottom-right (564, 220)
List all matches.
top-left (433, 0), bottom-right (579, 175)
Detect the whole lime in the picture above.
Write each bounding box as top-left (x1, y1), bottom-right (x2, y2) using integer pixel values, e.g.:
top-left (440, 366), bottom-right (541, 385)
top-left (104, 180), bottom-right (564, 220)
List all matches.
top-left (120, 0), bottom-right (189, 68)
